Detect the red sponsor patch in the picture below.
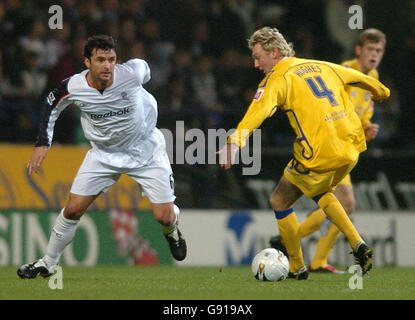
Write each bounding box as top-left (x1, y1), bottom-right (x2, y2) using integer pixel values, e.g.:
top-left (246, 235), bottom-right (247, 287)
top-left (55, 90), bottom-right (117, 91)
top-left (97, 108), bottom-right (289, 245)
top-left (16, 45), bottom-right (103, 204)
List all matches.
top-left (253, 89), bottom-right (264, 101)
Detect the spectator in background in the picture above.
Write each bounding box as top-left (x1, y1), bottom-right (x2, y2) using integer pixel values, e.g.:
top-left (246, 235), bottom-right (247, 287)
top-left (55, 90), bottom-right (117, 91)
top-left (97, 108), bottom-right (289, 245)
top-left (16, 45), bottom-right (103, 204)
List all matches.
top-left (62, 0), bottom-right (80, 24)
top-left (0, 15), bottom-right (5, 140)
top-left (170, 49), bottom-right (193, 86)
top-left (140, 18), bottom-right (175, 91)
top-left (47, 37), bottom-right (86, 89)
top-left (0, 47), bottom-right (47, 142)
top-left (0, 2), bottom-right (6, 86)
top-left (325, 0), bottom-right (362, 61)
top-left (191, 55), bottom-right (218, 114)
top-left (372, 75), bottom-right (400, 147)
top-left (157, 75), bottom-right (204, 159)
top-left (129, 41), bottom-right (148, 60)
top-left (156, 49), bottom-right (196, 130)
top-left (156, 48), bottom-right (195, 127)
top-left (77, 0), bottom-right (102, 23)
top-left (102, 0), bottom-right (120, 22)
top-left (207, 0), bottom-right (247, 55)
top-left (0, 2), bottom-right (6, 51)
top-left (290, 25), bottom-right (315, 58)
top-left (19, 17), bottom-right (47, 68)
top-left (117, 17), bottom-right (138, 62)
top-left (44, 22), bottom-right (72, 68)
top-left (215, 48), bottom-right (247, 112)
top-left (21, 49), bottom-right (47, 99)
top-left (3, 0), bottom-right (27, 44)
top-left (104, 18), bottom-right (120, 43)
top-left (189, 20), bottom-right (214, 57)
top-left (119, 0), bottom-right (146, 21)
top-left (228, 0), bottom-right (256, 39)
top-left (158, 74), bottom-right (194, 115)
top-left (20, 48), bottom-right (48, 140)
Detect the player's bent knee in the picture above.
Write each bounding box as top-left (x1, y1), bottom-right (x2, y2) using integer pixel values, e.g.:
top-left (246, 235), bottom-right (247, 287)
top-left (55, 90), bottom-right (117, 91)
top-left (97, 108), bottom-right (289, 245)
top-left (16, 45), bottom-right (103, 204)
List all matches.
top-left (335, 186), bottom-right (355, 215)
top-left (269, 196), bottom-right (279, 210)
top-left (63, 205), bottom-right (85, 220)
top-left (153, 207), bottom-right (175, 226)
top-left (343, 197), bottom-right (356, 215)
top-left (269, 195), bottom-right (288, 212)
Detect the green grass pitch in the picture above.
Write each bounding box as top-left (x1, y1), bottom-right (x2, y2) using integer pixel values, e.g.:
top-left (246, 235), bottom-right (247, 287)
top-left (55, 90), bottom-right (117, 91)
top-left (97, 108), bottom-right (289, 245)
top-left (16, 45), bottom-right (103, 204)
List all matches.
top-left (2, 265), bottom-right (415, 300)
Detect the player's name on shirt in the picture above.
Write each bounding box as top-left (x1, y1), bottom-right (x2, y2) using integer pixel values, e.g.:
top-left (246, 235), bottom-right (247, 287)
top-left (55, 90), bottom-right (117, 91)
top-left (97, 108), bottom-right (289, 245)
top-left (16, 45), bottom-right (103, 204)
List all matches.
top-left (292, 64), bottom-right (322, 78)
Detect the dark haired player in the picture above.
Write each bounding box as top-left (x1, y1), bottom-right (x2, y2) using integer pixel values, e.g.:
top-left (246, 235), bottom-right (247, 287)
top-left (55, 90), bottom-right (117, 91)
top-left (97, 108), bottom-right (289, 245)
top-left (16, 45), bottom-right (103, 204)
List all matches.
top-left (18, 35), bottom-right (186, 279)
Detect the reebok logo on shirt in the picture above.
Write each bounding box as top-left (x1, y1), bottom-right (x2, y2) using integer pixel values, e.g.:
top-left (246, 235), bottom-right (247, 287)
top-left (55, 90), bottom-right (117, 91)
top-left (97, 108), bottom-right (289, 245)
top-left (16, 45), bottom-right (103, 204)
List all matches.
top-left (90, 107), bottom-right (130, 120)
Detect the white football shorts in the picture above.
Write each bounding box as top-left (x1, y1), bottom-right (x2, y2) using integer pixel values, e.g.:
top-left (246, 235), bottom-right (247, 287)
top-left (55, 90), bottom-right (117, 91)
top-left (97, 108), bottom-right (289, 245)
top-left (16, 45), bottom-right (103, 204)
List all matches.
top-left (70, 148), bottom-right (175, 204)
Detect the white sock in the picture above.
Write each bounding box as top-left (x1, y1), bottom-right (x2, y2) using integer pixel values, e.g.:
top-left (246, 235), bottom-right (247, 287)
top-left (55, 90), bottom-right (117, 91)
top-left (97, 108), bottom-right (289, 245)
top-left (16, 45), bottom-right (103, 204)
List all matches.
top-left (354, 240), bottom-right (365, 252)
top-left (162, 205), bottom-right (180, 239)
top-left (43, 209), bottom-right (79, 267)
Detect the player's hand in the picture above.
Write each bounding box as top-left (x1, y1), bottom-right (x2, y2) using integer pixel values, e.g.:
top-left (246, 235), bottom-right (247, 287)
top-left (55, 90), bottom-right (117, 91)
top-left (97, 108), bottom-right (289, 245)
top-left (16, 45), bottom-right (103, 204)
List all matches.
top-left (364, 123), bottom-right (379, 142)
top-left (27, 146), bottom-right (48, 174)
top-left (217, 143), bottom-right (239, 170)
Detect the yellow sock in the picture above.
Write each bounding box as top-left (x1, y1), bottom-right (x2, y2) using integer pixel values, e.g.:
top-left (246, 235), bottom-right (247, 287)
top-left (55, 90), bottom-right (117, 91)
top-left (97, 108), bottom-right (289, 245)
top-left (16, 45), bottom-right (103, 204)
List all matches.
top-left (275, 210), bottom-right (305, 273)
top-left (310, 223), bottom-right (341, 269)
top-left (298, 208), bottom-right (327, 238)
top-left (317, 192), bottom-right (361, 250)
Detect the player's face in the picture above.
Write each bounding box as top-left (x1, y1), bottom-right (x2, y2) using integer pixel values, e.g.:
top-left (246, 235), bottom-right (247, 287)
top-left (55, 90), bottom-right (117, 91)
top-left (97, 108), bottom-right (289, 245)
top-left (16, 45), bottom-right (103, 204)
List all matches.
top-left (251, 44), bottom-right (278, 74)
top-left (355, 41), bottom-right (385, 72)
top-left (85, 48), bottom-right (116, 84)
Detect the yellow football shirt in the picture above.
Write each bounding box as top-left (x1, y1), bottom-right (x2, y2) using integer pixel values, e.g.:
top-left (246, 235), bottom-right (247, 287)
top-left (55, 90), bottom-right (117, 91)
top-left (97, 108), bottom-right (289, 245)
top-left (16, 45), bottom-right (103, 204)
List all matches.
top-left (229, 57), bottom-right (390, 172)
top-left (342, 58), bottom-right (378, 130)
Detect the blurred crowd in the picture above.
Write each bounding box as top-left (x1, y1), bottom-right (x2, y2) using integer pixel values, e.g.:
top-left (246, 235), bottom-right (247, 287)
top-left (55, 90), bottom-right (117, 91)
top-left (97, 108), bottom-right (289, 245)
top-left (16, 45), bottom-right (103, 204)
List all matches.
top-left (0, 0), bottom-right (413, 150)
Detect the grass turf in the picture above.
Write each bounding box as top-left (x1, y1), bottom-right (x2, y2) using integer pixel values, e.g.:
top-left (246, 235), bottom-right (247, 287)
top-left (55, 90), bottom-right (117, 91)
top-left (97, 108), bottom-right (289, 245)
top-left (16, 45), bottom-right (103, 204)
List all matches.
top-left (2, 265), bottom-right (415, 300)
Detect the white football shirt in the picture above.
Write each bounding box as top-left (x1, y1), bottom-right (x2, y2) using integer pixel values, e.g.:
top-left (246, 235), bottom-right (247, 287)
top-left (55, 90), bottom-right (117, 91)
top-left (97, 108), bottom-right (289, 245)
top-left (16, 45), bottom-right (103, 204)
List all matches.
top-left (36, 59), bottom-right (164, 168)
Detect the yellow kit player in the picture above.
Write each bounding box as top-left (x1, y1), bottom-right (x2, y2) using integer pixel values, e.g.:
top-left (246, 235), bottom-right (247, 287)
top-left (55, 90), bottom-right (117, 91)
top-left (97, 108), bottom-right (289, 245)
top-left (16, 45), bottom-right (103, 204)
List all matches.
top-left (218, 27), bottom-right (390, 279)
top-left (270, 28), bottom-right (387, 274)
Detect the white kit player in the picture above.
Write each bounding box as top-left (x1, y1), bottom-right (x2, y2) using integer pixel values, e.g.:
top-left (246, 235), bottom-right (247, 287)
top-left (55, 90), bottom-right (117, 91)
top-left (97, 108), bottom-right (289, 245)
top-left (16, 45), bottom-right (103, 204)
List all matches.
top-left (18, 35), bottom-right (186, 279)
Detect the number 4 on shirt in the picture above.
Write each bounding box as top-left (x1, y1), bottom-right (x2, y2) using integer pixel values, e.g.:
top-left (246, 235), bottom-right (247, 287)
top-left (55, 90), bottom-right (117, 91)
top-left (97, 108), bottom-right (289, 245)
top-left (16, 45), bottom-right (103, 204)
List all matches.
top-left (305, 76), bottom-right (338, 106)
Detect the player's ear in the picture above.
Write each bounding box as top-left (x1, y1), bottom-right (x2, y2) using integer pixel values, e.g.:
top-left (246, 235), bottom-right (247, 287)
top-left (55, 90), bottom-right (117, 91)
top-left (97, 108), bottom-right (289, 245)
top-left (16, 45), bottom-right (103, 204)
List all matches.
top-left (354, 45), bottom-right (362, 57)
top-left (84, 57), bottom-right (91, 69)
top-left (271, 48), bottom-right (280, 59)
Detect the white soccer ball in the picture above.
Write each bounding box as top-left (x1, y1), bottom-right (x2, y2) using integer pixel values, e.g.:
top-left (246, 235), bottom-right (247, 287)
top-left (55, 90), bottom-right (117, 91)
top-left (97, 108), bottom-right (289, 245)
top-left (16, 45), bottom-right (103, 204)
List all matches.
top-left (251, 248), bottom-right (289, 281)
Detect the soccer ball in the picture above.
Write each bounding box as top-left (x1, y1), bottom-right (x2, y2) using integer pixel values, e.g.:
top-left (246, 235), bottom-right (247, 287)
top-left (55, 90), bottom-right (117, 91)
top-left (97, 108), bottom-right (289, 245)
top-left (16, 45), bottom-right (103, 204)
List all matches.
top-left (251, 248), bottom-right (289, 281)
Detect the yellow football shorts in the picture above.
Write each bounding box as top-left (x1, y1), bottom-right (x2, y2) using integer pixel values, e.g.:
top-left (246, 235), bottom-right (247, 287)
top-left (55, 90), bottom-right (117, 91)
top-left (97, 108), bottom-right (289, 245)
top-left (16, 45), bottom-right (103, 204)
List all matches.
top-left (283, 158), bottom-right (358, 198)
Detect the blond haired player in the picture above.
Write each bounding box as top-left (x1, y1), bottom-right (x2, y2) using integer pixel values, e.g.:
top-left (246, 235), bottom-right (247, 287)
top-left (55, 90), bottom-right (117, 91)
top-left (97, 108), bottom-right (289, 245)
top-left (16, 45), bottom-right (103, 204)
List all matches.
top-left (270, 28), bottom-right (386, 274)
top-left (218, 27), bottom-right (390, 279)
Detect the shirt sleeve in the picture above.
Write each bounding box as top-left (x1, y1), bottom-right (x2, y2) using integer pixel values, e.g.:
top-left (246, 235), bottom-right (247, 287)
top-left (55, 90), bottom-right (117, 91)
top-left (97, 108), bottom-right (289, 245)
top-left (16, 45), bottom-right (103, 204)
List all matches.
top-left (124, 59), bottom-right (151, 85)
top-left (360, 101), bottom-right (374, 128)
top-left (361, 69), bottom-right (378, 131)
top-left (35, 78), bottom-right (72, 148)
top-left (228, 73), bottom-right (285, 148)
top-left (330, 63), bottom-right (390, 101)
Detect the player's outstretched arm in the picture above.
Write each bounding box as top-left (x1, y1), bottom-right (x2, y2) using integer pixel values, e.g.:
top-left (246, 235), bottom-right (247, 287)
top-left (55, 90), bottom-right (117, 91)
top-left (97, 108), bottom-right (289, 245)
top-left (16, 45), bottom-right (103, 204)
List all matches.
top-left (332, 63), bottom-right (390, 101)
top-left (28, 79), bottom-right (72, 175)
top-left (27, 146), bottom-right (48, 174)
